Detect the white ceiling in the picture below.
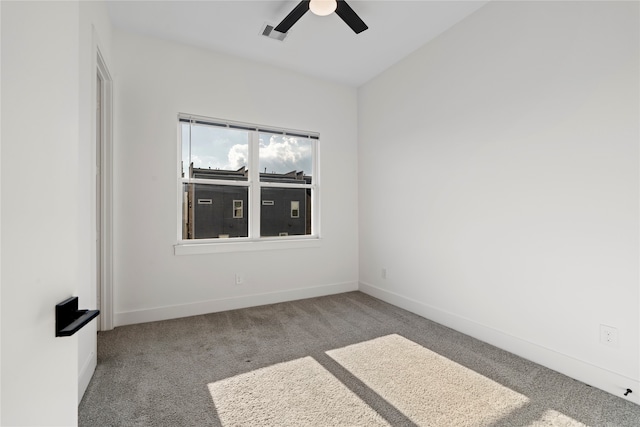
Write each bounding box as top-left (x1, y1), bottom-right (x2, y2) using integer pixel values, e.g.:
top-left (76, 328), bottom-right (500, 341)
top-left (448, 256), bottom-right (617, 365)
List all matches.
top-left (106, 0), bottom-right (489, 87)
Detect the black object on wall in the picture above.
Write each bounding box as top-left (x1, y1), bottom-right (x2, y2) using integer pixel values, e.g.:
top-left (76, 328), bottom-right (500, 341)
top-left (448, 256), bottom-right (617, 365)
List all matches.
top-left (55, 297), bottom-right (100, 337)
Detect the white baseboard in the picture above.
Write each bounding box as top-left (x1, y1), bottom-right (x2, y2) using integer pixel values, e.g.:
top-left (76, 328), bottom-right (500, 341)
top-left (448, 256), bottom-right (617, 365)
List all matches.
top-left (78, 351), bottom-right (97, 405)
top-left (115, 281), bottom-right (358, 327)
top-left (358, 281), bottom-right (640, 406)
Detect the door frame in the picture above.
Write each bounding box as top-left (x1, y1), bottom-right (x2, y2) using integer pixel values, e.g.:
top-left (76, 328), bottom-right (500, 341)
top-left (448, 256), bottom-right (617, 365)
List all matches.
top-left (96, 47), bottom-right (113, 331)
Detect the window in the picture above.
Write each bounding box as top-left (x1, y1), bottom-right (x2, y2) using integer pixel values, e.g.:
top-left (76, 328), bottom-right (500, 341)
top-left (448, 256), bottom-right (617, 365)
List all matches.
top-left (233, 200), bottom-right (243, 218)
top-left (179, 114), bottom-right (318, 244)
top-left (291, 201), bottom-right (300, 218)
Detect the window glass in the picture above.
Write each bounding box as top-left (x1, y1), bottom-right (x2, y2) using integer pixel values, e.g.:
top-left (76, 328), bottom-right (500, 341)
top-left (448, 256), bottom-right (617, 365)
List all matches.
top-left (180, 116), bottom-right (317, 243)
top-left (182, 184), bottom-right (249, 239)
top-left (259, 133), bottom-right (313, 184)
top-left (261, 188), bottom-right (311, 237)
top-left (181, 123), bottom-right (249, 180)
top-left (233, 200), bottom-right (243, 219)
top-left (291, 201), bottom-right (300, 218)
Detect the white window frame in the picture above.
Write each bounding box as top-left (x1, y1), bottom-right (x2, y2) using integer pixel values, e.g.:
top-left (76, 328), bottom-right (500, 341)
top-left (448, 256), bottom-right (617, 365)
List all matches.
top-left (175, 114), bottom-right (321, 255)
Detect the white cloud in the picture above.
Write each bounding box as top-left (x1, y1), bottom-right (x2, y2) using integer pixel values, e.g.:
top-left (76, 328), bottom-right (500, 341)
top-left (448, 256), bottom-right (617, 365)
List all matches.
top-left (259, 136), bottom-right (312, 175)
top-left (188, 135), bottom-right (312, 174)
top-left (228, 144), bottom-right (248, 170)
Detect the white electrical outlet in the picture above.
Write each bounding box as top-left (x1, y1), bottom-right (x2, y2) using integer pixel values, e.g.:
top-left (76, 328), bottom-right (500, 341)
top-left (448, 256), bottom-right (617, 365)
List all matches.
top-left (600, 324), bottom-right (619, 347)
top-left (235, 273), bottom-right (244, 285)
top-left (381, 268), bottom-right (387, 279)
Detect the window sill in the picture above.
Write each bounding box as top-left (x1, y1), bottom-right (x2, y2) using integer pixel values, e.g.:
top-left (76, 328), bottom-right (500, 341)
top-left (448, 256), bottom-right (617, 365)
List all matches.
top-left (174, 237), bottom-right (322, 255)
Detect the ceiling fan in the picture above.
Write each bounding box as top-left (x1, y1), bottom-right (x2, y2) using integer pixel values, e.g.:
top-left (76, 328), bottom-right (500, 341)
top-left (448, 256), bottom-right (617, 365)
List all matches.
top-left (274, 0), bottom-right (368, 35)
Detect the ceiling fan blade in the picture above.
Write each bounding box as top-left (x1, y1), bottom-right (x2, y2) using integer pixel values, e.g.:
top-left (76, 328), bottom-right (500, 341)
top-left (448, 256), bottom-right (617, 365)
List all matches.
top-left (274, 0), bottom-right (310, 33)
top-left (335, 0), bottom-right (368, 34)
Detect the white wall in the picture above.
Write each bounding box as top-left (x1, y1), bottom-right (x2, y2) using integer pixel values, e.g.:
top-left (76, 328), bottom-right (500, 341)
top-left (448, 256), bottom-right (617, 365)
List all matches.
top-left (1, 1), bottom-right (83, 424)
top-left (77, 0), bottom-right (113, 403)
top-left (358, 1), bottom-right (640, 403)
top-left (112, 30), bottom-right (359, 326)
top-left (0, 2), bottom-right (3, 422)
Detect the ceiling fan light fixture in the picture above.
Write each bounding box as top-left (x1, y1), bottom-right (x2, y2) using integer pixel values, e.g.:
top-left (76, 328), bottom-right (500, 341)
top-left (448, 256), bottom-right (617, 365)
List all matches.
top-left (274, 0), bottom-right (367, 34)
top-left (309, 0), bottom-right (337, 16)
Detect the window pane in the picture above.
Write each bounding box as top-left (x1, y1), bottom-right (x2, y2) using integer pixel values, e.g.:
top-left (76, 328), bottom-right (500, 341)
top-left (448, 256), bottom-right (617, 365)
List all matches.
top-left (259, 133), bottom-right (312, 184)
top-left (261, 188), bottom-right (311, 237)
top-left (291, 201), bottom-right (300, 218)
top-left (182, 183), bottom-right (248, 239)
top-left (233, 200), bottom-right (243, 219)
top-left (182, 122), bottom-right (249, 180)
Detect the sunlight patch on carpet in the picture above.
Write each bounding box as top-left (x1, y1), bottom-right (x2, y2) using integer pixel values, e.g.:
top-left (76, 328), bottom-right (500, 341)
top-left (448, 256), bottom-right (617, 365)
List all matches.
top-left (208, 356), bottom-right (390, 427)
top-left (533, 409), bottom-right (587, 426)
top-left (326, 334), bottom-right (530, 427)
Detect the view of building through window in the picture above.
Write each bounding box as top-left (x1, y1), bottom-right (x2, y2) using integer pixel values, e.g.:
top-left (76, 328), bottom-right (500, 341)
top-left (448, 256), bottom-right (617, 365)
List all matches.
top-left (179, 116), bottom-right (317, 240)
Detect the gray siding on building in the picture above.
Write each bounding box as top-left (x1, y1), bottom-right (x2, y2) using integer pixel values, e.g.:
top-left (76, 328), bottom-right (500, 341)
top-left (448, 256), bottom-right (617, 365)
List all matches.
top-left (260, 187), bottom-right (308, 237)
top-left (192, 184), bottom-right (248, 238)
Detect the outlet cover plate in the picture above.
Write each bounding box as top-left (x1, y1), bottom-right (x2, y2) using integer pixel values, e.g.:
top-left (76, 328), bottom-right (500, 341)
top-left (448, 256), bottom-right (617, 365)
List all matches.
top-left (600, 324), bottom-right (619, 347)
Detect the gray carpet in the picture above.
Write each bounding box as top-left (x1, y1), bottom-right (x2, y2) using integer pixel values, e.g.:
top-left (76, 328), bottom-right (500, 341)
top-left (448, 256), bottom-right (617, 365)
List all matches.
top-left (79, 292), bottom-right (640, 426)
